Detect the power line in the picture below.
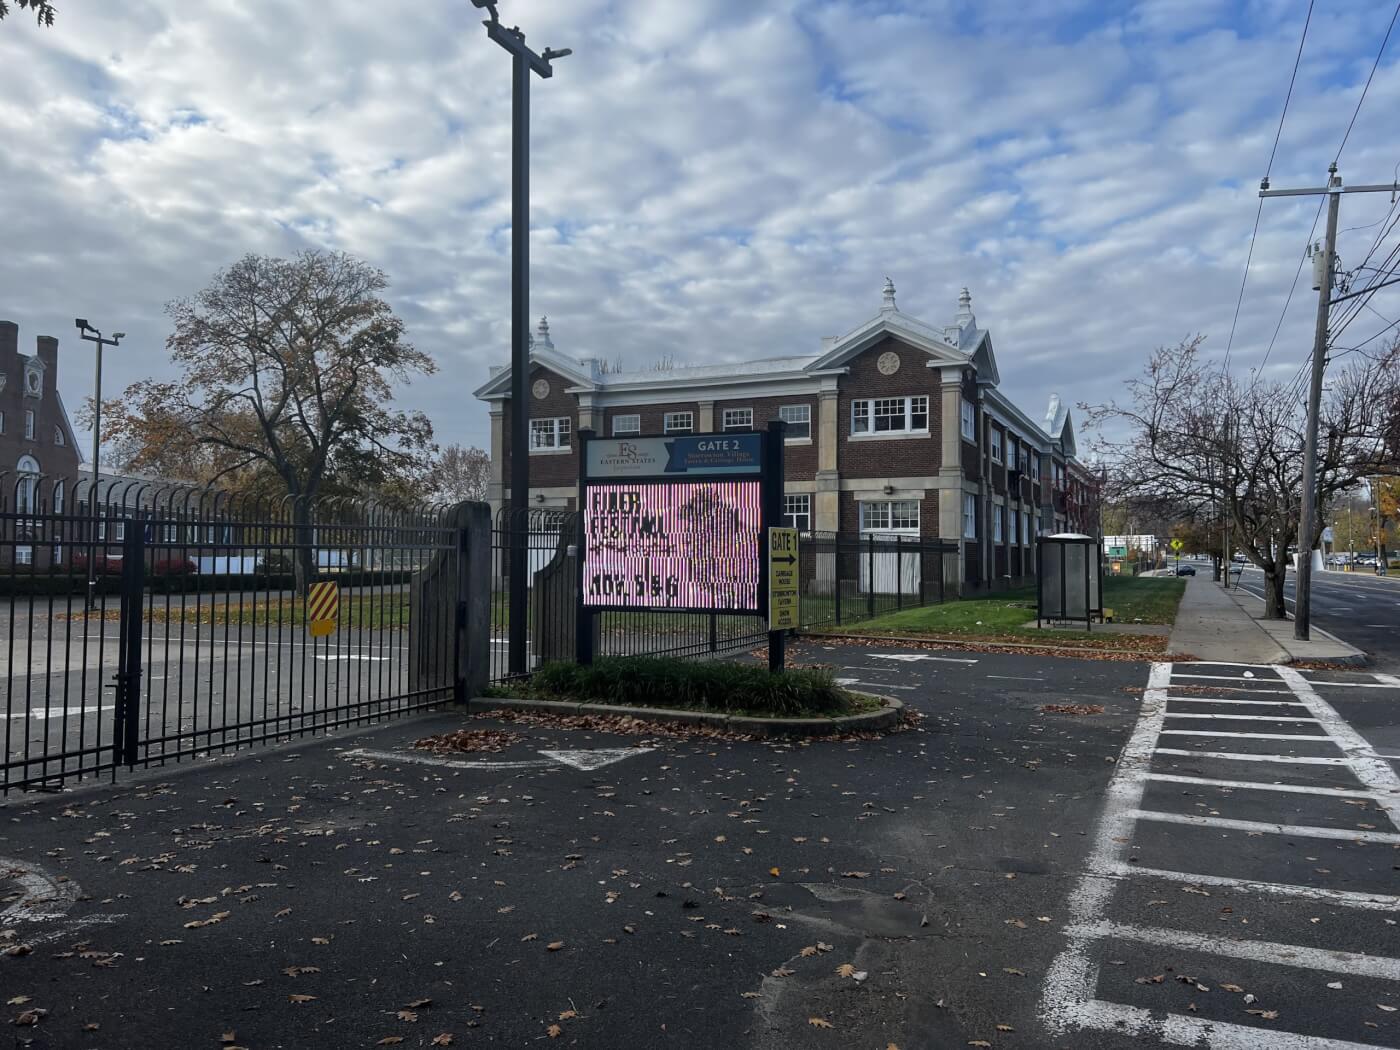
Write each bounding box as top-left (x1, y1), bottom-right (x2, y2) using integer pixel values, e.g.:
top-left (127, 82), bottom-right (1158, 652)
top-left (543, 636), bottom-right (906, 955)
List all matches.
top-left (1223, 0), bottom-right (1315, 371)
top-left (1334, 0), bottom-right (1400, 165)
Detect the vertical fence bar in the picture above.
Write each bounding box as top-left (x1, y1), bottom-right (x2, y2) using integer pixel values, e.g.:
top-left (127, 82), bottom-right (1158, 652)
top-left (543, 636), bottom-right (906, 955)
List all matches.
top-left (115, 521), bottom-right (145, 767)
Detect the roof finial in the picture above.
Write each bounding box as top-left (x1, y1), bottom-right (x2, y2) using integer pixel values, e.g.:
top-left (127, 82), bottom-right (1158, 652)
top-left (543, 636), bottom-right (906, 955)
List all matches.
top-left (535, 315), bottom-right (553, 349)
top-left (881, 276), bottom-right (897, 312)
top-left (956, 286), bottom-right (974, 327)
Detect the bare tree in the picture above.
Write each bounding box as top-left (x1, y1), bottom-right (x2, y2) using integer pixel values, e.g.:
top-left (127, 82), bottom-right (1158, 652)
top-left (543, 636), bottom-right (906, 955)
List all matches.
top-left (1084, 336), bottom-right (1399, 618)
top-left (106, 250), bottom-right (436, 591)
top-left (428, 444), bottom-right (491, 504)
top-left (0, 0), bottom-right (55, 25)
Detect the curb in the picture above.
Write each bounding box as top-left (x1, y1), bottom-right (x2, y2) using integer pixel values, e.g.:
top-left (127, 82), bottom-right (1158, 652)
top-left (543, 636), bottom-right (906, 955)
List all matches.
top-left (1218, 586), bottom-right (1368, 667)
top-left (467, 695), bottom-right (904, 737)
top-left (805, 630), bottom-right (1175, 660)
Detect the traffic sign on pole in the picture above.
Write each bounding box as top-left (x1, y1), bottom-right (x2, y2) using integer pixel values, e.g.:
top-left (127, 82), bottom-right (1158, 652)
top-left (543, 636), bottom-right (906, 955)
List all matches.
top-left (768, 527), bottom-right (800, 631)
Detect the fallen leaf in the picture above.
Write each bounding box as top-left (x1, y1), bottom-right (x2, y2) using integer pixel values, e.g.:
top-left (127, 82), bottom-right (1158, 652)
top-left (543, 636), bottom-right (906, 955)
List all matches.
top-left (1220, 983), bottom-right (1244, 993)
top-left (311, 936), bottom-right (331, 945)
top-left (397, 1010), bottom-right (419, 1022)
top-left (771, 967), bottom-right (795, 977)
top-left (6, 997), bottom-right (31, 1006)
top-left (1003, 967), bottom-right (1026, 977)
top-left (221, 1032), bottom-right (237, 1044)
top-left (808, 1017), bottom-right (834, 1028)
top-left (968, 1042), bottom-right (992, 1049)
top-left (547, 1023), bottom-right (562, 1038)
top-left (841, 871), bottom-right (870, 879)
top-left (431, 1036), bottom-right (455, 1047)
top-left (836, 963), bottom-right (857, 978)
top-left (13, 1008), bottom-right (47, 1026)
top-left (996, 1024), bottom-right (1014, 1032)
top-left (521, 933), bottom-right (538, 942)
top-left (1378, 1005), bottom-right (1397, 1013)
top-left (377, 1038), bottom-right (404, 1047)
top-left (406, 999), bottom-right (432, 1009)
top-left (1246, 1009), bottom-right (1279, 1020)
top-left (1326, 981), bottom-right (1343, 990)
top-left (546, 941), bottom-right (565, 951)
top-left (769, 867), bottom-right (781, 877)
top-left (288, 994), bottom-right (317, 1004)
top-left (558, 1010), bottom-right (577, 1020)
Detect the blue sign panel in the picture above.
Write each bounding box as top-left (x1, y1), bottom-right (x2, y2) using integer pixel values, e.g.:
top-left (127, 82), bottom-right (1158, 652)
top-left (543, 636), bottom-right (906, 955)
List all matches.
top-left (585, 434), bottom-right (763, 479)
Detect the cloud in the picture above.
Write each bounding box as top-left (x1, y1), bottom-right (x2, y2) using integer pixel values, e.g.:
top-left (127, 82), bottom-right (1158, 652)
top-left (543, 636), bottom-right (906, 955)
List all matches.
top-left (0, 0), bottom-right (1396, 461)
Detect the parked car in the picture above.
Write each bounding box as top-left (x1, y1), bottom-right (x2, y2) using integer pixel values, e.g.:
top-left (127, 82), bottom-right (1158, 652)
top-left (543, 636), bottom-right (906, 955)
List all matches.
top-left (1231, 553), bottom-right (1247, 563)
top-left (70, 551), bottom-right (197, 577)
top-left (69, 550), bottom-right (124, 576)
top-left (1175, 565), bottom-right (1196, 576)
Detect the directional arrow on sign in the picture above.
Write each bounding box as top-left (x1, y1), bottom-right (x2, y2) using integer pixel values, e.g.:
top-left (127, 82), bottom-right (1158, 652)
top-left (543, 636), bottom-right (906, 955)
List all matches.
top-left (771, 554), bottom-right (796, 566)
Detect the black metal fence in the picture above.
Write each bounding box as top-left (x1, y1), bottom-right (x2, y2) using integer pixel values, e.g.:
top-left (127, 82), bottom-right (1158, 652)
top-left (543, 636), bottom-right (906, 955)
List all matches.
top-left (3, 476), bottom-right (462, 794)
top-left (489, 509), bottom-right (957, 682)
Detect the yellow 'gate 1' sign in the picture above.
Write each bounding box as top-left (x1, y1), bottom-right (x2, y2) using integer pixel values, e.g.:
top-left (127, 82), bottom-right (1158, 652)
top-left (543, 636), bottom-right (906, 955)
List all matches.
top-left (768, 527), bottom-right (800, 631)
top-left (307, 580), bottom-right (339, 638)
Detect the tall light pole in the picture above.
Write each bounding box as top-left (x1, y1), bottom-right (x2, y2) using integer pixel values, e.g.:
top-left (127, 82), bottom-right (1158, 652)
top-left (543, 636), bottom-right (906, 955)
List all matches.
top-left (473, 0), bottom-right (570, 676)
top-left (75, 319), bottom-right (123, 610)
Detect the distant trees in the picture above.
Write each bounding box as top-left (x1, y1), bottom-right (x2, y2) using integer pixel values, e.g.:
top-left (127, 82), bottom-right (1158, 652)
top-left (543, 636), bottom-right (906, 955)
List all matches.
top-left (106, 250), bottom-right (436, 590)
top-left (426, 444), bottom-right (491, 505)
top-left (1085, 335), bottom-right (1399, 619)
top-left (0, 1), bottom-right (56, 26)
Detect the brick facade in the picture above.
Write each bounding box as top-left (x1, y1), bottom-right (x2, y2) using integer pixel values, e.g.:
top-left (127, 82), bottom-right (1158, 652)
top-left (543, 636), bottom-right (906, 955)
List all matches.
top-left (835, 338), bottom-right (941, 480)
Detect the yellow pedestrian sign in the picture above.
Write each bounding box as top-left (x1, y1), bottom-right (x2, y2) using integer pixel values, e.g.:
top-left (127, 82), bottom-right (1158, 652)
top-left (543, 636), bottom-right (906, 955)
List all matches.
top-left (307, 581), bottom-right (339, 638)
top-left (768, 527), bottom-right (799, 630)
top-left (1169, 538), bottom-right (1184, 553)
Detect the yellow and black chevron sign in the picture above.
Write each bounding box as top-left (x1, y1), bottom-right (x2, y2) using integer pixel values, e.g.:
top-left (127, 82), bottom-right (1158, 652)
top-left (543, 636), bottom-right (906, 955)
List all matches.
top-left (307, 581), bottom-right (339, 638)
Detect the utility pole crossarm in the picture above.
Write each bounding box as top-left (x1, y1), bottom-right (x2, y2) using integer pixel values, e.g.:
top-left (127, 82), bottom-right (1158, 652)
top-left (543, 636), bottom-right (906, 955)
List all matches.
top-left (1260, 183), bottom-right (1399, 198)
top-left (484, 19), bottom-right (565, 77)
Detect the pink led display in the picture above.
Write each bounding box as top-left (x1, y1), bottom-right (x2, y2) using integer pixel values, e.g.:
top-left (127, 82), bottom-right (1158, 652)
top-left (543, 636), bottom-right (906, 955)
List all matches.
top-left (582, 480), bottom-right (762, 610)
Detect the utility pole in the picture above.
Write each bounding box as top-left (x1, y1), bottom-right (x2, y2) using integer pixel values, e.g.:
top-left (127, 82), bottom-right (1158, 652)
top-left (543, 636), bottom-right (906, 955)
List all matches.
top-left (473, 1), bottom-right (570, 676)
top-left (1260, 166), bottom-right (1399, 639)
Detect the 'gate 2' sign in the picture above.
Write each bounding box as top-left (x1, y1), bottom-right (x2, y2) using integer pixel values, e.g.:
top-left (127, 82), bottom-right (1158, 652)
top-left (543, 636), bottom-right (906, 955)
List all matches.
top-left (580, 434), bottom-right (768, 615)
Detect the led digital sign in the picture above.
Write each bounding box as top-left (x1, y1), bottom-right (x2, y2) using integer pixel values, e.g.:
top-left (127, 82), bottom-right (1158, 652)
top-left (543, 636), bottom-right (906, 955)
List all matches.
top-left (581, 480), bottom-right (762, 611)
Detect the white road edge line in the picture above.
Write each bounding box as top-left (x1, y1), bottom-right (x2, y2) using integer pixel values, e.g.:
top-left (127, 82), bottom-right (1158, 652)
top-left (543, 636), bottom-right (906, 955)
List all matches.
top-left (1276, 666), bottom-right (1400, 827)
top-left (1070, 997), bottom-right (1390, 1050)
top-left (1132, 808), bottom-right (1400, 844)
top-left (1113, 864), bottom-right (1400, 911)
top-left (1157, 730), bottom-right (1335, 741)
top-left (1068, 919), bottom-right (1400, 980)
top-left (1146, 773), bottom-right (1383, 799)
top-left (1154, 748), bottom-right (1350, 765)
top-left (1040, 661), bottom-right (1171, 1041)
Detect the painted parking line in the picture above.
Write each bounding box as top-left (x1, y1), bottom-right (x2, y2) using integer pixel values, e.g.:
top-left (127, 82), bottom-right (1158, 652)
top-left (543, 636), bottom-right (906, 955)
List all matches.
top-left (1041, 660), bottom-right (1400, 1049)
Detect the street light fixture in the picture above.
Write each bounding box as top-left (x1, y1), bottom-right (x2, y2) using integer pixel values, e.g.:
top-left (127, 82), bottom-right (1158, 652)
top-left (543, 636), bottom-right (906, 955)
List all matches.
top-left (74, 319), bottom-right (124, 610)
top-left (474, 1), bottom-right (570, 677)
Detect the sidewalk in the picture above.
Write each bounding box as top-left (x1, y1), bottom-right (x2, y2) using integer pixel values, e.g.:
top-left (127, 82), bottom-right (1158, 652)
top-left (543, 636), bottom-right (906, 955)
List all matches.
top-left (1166, 575), bottom-right (1365, 665)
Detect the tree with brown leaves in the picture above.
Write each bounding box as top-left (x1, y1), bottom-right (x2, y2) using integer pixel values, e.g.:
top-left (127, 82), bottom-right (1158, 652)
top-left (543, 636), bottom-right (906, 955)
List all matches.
top-left (1084, 335), bottom-right (1399, 618)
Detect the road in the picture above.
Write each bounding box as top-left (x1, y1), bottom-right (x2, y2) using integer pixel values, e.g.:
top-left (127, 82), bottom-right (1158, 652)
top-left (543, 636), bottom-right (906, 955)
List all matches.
top-left (3, 641), bottom-right (1397, 1047)
top-left (1231, 564), bottom-right (1400, 673)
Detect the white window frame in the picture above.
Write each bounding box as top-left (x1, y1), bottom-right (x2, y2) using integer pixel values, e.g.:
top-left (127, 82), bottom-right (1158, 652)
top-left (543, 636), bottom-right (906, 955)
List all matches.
top-left (722, 407), bottom-right (753, 431)
top-left (960, 398), bottom-right (975, 442)
top-left (529, 416), bottom-right (571, 452)
top-left (663, 411), bottom-right (693, 434)
top-left (611, 414), bottom-right (641, 436)
top-left (779, 404), bottom-right (811, 441)
top-left (993, 506), bottom-right (1004, 542)
top-left (15, 546), bottom-right (33, 566)
top-left (1011, 509), bottom-right (1020, 545)
top-left (851, 395), bottom-right (929, 437)
top-left (24, 410), bottom-right (35, 440)
top-left (962, 494), bottom-right (977, 539)
top-left (783, 493), bottom-right (812, 534)
top-left (1022, 510), bottom-right (1031, 545)
top-left (990, 428), bottom-right (1003, 464)
top-left (1031, 451), bottom-right (1042, 477)
top-left (860, 499), bottom-right (919, 534)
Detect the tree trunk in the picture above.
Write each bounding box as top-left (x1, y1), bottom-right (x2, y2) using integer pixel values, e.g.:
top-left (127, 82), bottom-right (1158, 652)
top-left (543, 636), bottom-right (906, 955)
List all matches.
top-left (292, 500), bottom-right (317, 597)
top-left (1262, 565), bottom-right (1288, 619)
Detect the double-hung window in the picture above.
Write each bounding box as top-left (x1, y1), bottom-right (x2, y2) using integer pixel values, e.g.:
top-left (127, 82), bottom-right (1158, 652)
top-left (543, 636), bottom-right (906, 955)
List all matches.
top-left (1022, 510), bottom-right (1031, 545)
top-left (962, 494), bottom-right (977, 539)
top-left (529, 417), bottom-right (571, 451)
top-left (1031, 451), bottom-right (1042, 478)
top-left (990, 429), bottom-right (1003, 464)
top-left (860, 499), bottom-right (919, 533)
top-left (722, 407), bottom-right (753, 431)
top-left (960, 398), bottom-right (975, 442)
top-left (24, 410), bottom-right (35, 440)
top-left (993, 506), bottom-right (1004, 542)
top-left (783, 494), bottom-right (812, 533)
top-left (1006, 435), bottom-right (1017, 470)
top-left (779, 404), bottom-right (811, 440)
top-left (611, 414), bottom-right (641, 436)
top-left (851, 395), bottom-right (929, 436)
top-left (663, 411), bottom-right (693, 434)
top-left (1011, 509), bottom-right (1020, 545)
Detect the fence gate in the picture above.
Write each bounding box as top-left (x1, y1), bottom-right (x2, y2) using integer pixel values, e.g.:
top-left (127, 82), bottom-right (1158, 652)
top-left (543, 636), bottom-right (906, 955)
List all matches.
top-left (3, 480), bottom-right (464, 794)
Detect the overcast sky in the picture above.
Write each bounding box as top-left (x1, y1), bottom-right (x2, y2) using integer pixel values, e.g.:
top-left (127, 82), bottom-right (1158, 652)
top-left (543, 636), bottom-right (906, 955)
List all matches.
top-left (2, 0), bottom-right (1397, 459)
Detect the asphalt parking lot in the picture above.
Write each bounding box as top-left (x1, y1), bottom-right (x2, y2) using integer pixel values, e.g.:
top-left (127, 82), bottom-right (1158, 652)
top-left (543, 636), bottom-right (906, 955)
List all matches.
top-left (3, 642), bottom-right (1397, 1048)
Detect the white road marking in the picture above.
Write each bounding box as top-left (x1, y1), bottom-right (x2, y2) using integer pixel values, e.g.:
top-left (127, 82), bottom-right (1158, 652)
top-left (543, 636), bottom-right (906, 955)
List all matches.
top-left (1146, 773), bottom-right (1382, 799)
top-left (345, 747), bottom-right (654, 772)
top-left (833, 679), bottom-right (917, 691)
top-left (1166, 695), bottom-right (1308, 707)
top-left (315, 654), bottom-right (389, 662)
top-left (1372, 673), bottom-right (1400, 688)
top-left (1158, 730), bottom-right (1333, 741)
top-left (1069, 996), bottom-right (1391, 1049)
top-left (6, 704), bottom-right (116, 721)
top-left (1113, 864), bottom-right (1400, 911)
top-left (868, 653), bottom-right (978, 664)
top-left (1068, 919), bottom-right (1400, 981)
top-left (986, 675), bottom-right (1046, 682)
top-left (1132, 809), bottom-right (1400, 844)
top-left (1277, 666), bottom-right (1400, 827)
top-left (1163, 712), bottom-right (1319, 722)
top-left (1171, 673), bottom-right (1284, 683)
top-left (538, 748), bottom-right (655, 770)
top-left (1155, 748), bottom-right (1350, 765)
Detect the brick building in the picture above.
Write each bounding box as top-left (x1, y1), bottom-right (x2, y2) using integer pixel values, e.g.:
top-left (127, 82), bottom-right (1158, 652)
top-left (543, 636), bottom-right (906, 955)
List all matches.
top-left (473, 281), bottom-right (1101, 593)
top-left (0, 321), bottom-right (84, 569)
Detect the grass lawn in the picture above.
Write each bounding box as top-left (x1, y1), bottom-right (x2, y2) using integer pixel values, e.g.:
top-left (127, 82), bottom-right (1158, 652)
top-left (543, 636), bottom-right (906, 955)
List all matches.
top-left (817, 575), bottom-right (1186, 650)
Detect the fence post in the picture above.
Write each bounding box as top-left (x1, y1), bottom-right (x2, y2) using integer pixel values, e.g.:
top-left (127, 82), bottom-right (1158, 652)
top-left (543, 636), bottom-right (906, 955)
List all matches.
top-left (459, 502), bottom-right (492, 700)
top-left (866, 534), bottom-right (875, 619)
top-left (896, 537), bottom-right (903, 611)
top-left (833, 537), bottom-right (843, 625)
top-left (114, 521), bottom-right (145, 767)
